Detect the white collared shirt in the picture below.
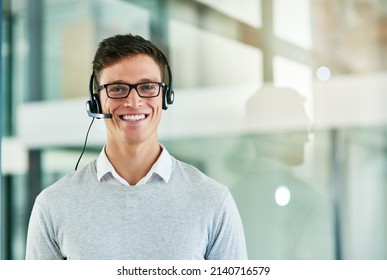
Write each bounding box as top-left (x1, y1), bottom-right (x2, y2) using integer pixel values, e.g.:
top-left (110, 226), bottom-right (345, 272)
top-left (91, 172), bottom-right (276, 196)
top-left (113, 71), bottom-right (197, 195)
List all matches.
top-left (96, 145), bottom-right (172, 187)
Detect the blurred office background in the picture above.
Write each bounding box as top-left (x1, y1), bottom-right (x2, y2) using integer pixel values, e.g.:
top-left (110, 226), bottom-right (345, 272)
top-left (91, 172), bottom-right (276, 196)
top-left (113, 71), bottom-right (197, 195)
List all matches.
top-left (1, 0), bottom-right (387, 260)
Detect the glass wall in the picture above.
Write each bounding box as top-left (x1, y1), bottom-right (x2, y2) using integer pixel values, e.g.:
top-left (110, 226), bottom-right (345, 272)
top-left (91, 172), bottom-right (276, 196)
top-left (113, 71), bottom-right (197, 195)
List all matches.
top-left (2, 0), bottom-right (387, 260)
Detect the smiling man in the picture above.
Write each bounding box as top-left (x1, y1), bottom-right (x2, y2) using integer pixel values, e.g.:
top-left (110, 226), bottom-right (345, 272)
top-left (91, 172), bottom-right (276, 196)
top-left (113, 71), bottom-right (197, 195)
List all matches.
top-left (25, 34), bottom-right (247, 260)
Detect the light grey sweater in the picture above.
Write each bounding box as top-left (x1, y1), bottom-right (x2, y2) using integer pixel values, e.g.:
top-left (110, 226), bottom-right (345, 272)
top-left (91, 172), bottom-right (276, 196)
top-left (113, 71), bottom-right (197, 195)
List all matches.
top-left (26, 156), bottom-right (247, 260)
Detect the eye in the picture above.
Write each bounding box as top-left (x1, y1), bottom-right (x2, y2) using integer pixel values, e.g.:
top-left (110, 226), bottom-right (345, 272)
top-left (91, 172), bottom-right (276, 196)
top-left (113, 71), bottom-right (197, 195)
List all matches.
top-left (138, 83), bottom-right (157, 91)
top-left (106, 84), bottom-right (130, 98)
top-left (109, 84), bottom-right (128, 93)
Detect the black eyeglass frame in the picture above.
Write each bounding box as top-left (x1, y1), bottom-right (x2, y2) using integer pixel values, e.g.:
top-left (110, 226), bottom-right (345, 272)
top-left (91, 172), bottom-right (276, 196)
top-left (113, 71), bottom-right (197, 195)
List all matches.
top-left (96, 82), bottom-right (167, 99)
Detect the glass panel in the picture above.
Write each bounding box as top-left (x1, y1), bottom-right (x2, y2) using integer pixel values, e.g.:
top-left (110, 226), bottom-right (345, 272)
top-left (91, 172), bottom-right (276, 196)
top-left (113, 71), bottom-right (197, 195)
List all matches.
top-left (8, 175), bottom-right (28, 260)
top-left (273, 56), bottom-right (314, 127)
top-left (340, 127), bottom-right (387, 259)
top-left (163, 129), bottom-right (334, 259)
top-left (311, 0), bottom-right (387, 74)
top-left (43, 0), bottom-right (150, 100)
top-left (195, 0), bottom-right (262, 27)
top-left (170, 19), bottom-right (262, 88)
top-left (274, 0), bottom-right (312, 48)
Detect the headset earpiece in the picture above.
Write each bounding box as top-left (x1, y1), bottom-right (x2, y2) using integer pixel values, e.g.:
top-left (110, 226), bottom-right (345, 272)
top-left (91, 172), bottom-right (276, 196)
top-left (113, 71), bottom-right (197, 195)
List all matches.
top-left (86, 73), bottom-right (112, 119)
top-left (162, 85), bottom-right (175, 110)
top-left (167, 88), bottom-right (175, 105)
top-left (89, 93), bottom-right (101, 114)
top-left (162, 63), bottom-right (174, 110)
top-left (162, 90), bottom-right (168, 110)
top-left (87, 73), bottom-right (100, 114)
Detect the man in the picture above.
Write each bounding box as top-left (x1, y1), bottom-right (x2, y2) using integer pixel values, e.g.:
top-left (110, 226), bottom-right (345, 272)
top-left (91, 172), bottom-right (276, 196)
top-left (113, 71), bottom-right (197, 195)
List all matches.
top-left (25, 34), bottom-right (247, 260)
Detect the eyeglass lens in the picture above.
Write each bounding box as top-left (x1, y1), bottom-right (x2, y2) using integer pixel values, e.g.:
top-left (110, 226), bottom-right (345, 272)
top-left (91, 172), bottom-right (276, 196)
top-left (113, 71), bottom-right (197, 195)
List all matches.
top-left (106, 82), bottom-right (160, 98)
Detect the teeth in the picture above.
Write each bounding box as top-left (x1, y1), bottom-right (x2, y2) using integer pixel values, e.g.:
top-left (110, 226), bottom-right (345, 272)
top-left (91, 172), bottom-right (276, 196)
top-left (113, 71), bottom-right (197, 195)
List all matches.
top-left (122, 114), bottom-right (146, 121)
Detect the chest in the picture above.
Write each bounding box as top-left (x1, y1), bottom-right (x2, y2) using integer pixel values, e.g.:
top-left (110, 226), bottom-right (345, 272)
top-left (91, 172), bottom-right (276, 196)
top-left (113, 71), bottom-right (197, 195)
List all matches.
top-left (55, 190), bottom-right (209, 259)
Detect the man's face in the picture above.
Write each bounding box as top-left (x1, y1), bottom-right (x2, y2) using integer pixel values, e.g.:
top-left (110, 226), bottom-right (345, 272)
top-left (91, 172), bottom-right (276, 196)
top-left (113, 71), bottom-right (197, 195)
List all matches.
top-left (98, 54), bottom-right (163, 146)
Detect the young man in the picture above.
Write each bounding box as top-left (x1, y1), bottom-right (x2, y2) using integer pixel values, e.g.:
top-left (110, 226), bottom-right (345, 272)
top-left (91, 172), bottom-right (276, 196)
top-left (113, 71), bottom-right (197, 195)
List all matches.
top-left (25, 34), bottom-right (247, 260)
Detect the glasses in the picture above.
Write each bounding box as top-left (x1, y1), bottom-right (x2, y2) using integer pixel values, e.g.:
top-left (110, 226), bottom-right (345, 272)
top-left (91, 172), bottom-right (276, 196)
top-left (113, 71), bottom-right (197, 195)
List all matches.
top-left (97, 82), bottom-right (166, 99)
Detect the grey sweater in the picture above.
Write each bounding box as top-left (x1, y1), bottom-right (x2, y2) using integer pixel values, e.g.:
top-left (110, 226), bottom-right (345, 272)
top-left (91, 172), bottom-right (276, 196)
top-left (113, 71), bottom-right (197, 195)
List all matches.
top-left (26, 156), bottom-right (247, 260)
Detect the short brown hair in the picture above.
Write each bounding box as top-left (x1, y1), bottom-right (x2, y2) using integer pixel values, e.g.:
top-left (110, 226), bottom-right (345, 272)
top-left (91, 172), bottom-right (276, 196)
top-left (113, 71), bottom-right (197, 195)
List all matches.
top-left (92, 34), bottom-right (168, 86)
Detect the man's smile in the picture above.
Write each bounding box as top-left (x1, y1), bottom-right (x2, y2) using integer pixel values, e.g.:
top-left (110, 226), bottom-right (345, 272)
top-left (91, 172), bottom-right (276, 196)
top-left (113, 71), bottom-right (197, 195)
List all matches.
top-left (120, 114), bottom-right (148, 121)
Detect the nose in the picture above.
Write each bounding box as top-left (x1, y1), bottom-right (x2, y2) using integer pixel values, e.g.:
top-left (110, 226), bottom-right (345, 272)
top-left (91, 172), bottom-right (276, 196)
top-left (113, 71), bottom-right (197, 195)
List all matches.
top-left (124, 88), bottom-right (143, 108)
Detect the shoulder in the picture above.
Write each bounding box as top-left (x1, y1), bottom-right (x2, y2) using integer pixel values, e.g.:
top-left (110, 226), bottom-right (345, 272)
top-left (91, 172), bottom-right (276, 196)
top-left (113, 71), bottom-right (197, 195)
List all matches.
top-left (36, 161), bottom-right (97, 204)
top-left (170, 156), bottom-right (230, 200)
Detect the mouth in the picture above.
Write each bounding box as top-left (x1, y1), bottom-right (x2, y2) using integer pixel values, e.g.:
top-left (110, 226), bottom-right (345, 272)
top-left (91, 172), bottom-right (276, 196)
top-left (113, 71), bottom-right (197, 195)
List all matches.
top-left (120, 114), bottom-right (148, 122)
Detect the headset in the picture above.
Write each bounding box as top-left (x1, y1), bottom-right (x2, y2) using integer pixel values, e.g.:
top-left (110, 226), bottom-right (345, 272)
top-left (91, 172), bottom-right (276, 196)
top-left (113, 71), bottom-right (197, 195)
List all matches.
top-left (86, 58), bottom-right (175, 118)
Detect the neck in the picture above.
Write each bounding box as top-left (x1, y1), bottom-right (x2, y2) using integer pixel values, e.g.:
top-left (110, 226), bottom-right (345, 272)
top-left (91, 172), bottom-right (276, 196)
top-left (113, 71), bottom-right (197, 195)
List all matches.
top-left (105, 139), bottom-right (162, 185)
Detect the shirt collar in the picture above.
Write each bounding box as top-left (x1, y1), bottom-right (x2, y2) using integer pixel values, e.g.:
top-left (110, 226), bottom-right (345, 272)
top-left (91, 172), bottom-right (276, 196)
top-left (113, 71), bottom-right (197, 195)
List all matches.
top-left (96, 145), bottom-right (172, 186)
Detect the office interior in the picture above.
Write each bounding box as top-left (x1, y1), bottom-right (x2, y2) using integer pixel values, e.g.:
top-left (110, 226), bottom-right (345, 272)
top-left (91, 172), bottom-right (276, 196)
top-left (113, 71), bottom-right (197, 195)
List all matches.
top-left (1, 0), bottom-right (387, 260)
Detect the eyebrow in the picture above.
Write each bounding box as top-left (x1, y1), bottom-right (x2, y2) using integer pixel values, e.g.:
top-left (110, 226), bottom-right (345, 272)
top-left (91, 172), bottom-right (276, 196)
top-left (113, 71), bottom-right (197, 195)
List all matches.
top-left (104, 77), bottom-right (161, 84)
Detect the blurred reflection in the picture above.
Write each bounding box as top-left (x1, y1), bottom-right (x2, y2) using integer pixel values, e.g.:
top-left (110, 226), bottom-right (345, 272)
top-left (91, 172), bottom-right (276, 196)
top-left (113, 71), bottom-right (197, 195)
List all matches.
top-left (229, 86), bottom-right (332, 259)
